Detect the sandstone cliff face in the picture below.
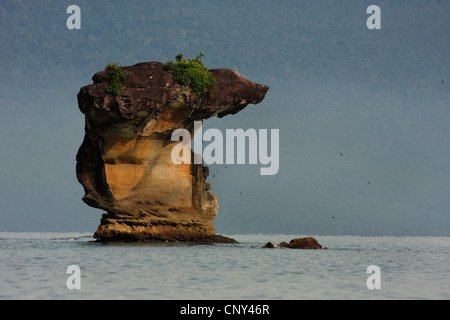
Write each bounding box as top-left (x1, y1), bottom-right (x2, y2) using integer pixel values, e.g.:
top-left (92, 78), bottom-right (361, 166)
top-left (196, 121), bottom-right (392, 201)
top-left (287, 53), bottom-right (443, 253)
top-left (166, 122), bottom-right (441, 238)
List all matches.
top-left (76, 62), bottom-right (268, 242)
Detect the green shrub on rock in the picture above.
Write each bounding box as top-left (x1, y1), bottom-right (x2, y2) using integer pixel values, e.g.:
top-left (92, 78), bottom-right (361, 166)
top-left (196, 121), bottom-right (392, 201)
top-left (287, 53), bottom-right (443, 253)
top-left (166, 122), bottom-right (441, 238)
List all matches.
top-left (104, 63), bottom-right (130, 95)
top-left (164, 52), bottom-right (216, 96)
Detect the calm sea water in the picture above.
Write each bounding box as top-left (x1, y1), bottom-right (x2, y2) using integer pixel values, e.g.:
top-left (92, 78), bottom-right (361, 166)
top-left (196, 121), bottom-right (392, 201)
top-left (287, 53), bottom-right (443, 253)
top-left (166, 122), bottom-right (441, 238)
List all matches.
top-left (0, 232), bottom-right (448, 300)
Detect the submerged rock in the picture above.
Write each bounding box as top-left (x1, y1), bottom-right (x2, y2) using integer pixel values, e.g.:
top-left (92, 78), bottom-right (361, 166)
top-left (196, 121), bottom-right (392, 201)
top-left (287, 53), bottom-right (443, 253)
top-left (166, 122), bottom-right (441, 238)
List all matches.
top-left (277, 241), bottom-right (289, 248)
top-left (76, 61), bottom-right (268, 242)
top-left (263, 237), bottom-right (324, 249)
top-left (263, 242), bottom-right (275, 248)
top-left (288, 237), bottom-right (323, 249)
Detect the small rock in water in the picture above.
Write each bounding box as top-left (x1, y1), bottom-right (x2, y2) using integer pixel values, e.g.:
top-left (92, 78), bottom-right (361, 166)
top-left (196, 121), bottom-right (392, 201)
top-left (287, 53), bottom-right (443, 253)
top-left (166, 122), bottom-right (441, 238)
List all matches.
top-left (263, 242), bottom-right (274, 248)
top-left (262, 237), bottom-right (324, 249)
top-left (277, 241), bottom-right (289, 248)
top-left (288, 237), bottom-right (323, 249)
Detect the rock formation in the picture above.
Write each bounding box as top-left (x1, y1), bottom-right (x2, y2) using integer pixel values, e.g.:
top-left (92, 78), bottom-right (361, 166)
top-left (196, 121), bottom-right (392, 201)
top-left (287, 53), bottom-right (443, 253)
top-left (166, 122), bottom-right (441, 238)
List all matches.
top-left (76, 61), bottom-right (268, 242)
top-left (263, 237), bottom-right (325, 249)
top-left (288, 237), bottom-right (323, 249)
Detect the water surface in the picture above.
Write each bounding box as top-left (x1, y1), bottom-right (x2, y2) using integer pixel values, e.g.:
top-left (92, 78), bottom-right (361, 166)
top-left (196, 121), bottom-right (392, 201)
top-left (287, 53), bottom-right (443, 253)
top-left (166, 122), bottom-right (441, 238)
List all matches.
top-left (1, 233), bottom-right (448, 299)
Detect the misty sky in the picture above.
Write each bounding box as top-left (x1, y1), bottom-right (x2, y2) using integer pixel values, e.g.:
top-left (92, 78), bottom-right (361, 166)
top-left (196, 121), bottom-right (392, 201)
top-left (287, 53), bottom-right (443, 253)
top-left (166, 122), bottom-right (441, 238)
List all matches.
top-left (0, 0), bottom-right (449, 236)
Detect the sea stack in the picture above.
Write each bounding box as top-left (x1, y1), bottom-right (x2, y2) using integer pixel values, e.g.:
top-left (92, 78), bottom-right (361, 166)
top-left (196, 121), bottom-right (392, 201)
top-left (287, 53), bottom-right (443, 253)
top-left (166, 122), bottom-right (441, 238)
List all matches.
top-left (76, 61), bottom-right (269, 242)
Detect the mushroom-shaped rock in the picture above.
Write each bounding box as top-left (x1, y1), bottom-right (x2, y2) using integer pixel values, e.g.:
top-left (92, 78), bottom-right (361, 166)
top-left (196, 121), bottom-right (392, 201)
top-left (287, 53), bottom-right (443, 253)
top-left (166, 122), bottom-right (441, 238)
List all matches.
top-left (76, 61), bottom-right (269, 242)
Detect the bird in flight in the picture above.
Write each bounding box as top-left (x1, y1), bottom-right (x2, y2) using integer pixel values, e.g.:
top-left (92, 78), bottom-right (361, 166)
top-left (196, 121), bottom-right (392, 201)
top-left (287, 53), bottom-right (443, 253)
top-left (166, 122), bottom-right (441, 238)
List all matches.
top-left (339, 153), bottom-right (343, 157)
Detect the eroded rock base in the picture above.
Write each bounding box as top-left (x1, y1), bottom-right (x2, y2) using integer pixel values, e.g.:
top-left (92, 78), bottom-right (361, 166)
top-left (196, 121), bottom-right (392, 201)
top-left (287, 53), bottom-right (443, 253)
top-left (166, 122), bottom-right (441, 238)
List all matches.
top-left (93, 211), bottom-right (238, 243)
